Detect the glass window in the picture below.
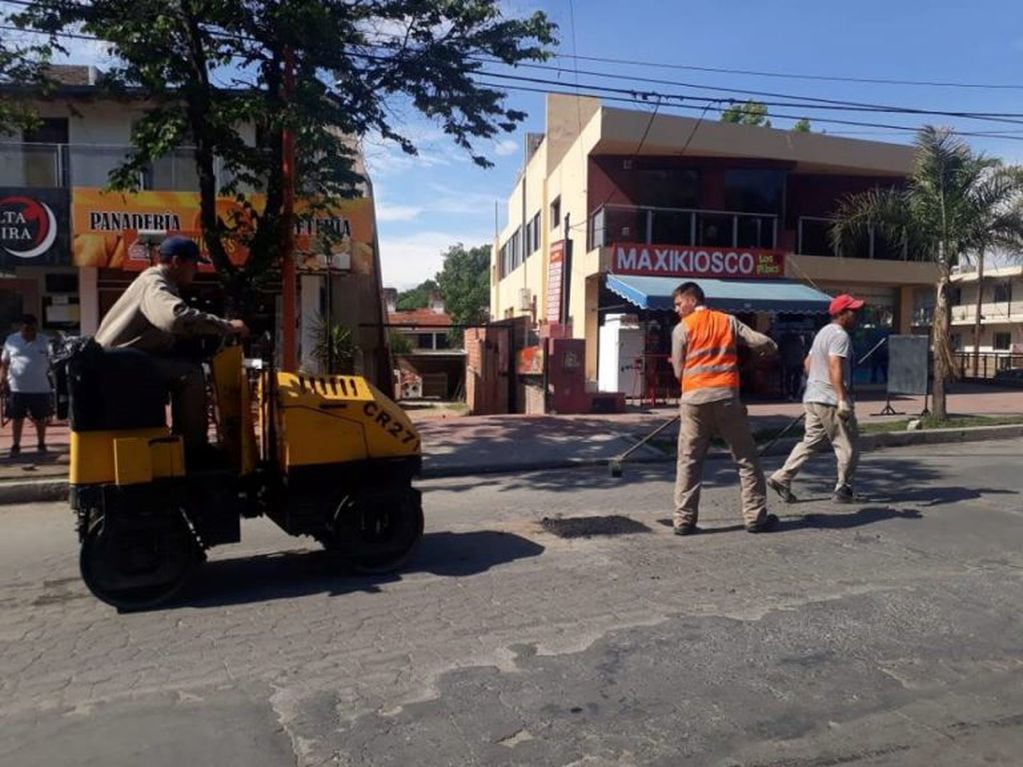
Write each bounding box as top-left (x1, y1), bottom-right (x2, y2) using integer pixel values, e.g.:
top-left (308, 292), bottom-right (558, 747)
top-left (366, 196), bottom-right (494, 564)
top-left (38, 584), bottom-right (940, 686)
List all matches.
top-left (698, 213), bottom-right (734, 247)
top-left (531, 212), bottom-right (541, 252)
top-left (550, 197), bottom-right (561, 230)
top-left (416, 333), bottom-right (434, 349)
top-left (994, 283), bottom-right (1011, 303)
top-left (736, 215), bottom-right (775, 249)
top-left (633, 168), bottom-right (699, 208)
top-left (651, 210), bottom-right (693, 246)
top-left (505, 228), bottom-right (521, 270)
top-left (798, 218), bottom-right (835, 257)
top-left (21, 118), bottom-right (68, 187)
top-left (994, 332), bottom-right (1011, 350)
top-left (435, 334), bottom-right (451, 350)
top-left (144, 150), bottom-right (201, 192)
top-left (604, 207), bottom-right (647, 244)
top-left (724, 170), bottom-right (785, 214)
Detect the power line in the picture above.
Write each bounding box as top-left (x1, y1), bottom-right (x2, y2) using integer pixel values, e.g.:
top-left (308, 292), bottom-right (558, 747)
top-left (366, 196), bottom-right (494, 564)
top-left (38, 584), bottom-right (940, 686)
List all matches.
top-left (568, 99), bottom-right (715, 236)
top-left (476, 69), bottom-right (1023, 128)
top-left (11, 17), bottom-right (1023, 128)
top-left (473, 80), bottom-right (1023, 143)
top-left (10, 21), bottom-right (1023, 140)
top-left (545, 50), bottom-right (1023, 93)
top-left (6, 0), bottom-right (1023, 92)
top-left (9, 9), bottom-right (1023, 123)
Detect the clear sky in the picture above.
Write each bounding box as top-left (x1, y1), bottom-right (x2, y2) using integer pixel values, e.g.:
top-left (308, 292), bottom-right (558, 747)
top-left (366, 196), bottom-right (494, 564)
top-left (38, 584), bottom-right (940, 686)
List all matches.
top-left (15, 0), bottom-right (1022, 287)
top-left (369, 0), bottom-right (1023, 288)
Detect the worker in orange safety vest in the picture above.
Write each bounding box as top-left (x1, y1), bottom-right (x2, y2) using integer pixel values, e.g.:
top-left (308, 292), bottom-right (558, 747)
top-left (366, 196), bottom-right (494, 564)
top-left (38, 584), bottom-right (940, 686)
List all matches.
top-left (669, 281), bottom-right (779, 535)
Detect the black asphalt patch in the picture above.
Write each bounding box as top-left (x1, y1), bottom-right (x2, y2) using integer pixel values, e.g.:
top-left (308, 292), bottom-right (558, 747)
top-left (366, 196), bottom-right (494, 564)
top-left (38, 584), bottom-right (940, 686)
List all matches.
top-left (540, 515), bottom-right (651, 538)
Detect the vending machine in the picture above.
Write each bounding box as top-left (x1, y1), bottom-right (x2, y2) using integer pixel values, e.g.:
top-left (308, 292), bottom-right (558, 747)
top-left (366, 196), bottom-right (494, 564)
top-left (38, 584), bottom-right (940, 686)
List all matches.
top-left (598, 313), bottom-right (644, 398)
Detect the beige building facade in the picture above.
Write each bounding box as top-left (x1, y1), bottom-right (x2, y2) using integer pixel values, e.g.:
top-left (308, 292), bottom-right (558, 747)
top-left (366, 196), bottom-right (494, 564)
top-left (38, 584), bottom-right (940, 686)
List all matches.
top-left (493, 95), bottom-right (940, 392)
top-left (946, 265), bottom-right (1022, 355)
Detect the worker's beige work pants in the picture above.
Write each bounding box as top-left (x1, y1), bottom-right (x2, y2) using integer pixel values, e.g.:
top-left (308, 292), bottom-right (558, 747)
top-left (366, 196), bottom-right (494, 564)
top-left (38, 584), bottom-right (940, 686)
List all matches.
top-left (771, 402), bottom-right (860, 490)
top-left (673, 398), bottom-right (768, 528)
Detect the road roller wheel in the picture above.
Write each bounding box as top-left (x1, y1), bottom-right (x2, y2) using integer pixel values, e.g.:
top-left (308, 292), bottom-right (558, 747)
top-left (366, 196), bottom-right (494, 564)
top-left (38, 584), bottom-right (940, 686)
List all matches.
top-left (320, 486), bottom-right (424, 574)
top-left (79, 510), bottom-right (200, 612)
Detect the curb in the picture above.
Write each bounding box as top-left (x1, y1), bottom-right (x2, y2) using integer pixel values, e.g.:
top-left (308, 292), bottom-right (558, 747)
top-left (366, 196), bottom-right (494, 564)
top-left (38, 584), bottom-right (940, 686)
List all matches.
top-left (1, 424), bottom-right (1019, 505)
top-left (0, 477), bottom-right (69, 505)
top-left (421, 452), bottom-right (672, 480)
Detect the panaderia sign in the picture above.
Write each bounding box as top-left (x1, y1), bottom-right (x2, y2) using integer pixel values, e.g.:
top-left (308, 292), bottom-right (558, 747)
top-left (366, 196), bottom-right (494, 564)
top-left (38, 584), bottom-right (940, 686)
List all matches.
top-left (71, 188), bottom-right (376, 274)
top-left (611, 243), bottom-right (785, 279)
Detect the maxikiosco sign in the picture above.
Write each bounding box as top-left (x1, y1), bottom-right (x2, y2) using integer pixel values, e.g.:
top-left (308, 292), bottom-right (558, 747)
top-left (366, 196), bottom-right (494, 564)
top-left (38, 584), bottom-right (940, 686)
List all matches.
top-left (612, 243), bottom-right (785, 279)
top-left (0, 188), bottom-right (71, 268)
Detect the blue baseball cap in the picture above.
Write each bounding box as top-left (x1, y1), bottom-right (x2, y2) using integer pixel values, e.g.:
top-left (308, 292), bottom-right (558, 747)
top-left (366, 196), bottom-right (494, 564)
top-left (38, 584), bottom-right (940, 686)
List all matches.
top-left (158, 235), bottom-right (210, 264)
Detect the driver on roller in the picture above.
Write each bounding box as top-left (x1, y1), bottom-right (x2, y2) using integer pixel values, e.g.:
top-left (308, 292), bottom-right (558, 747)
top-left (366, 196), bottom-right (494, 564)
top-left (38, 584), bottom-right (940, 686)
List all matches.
top-left (94, 236), bottom-right (248, 457)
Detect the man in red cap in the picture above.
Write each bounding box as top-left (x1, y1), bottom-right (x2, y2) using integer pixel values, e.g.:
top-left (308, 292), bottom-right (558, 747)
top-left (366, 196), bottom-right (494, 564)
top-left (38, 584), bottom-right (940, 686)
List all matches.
top-left (768, 294), bottom-right (864, 504)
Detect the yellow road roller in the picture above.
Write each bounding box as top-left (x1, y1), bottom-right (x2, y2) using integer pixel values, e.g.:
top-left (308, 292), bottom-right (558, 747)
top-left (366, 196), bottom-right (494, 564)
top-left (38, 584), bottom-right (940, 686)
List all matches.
top-left (57, 337), bottom-right (423, 610)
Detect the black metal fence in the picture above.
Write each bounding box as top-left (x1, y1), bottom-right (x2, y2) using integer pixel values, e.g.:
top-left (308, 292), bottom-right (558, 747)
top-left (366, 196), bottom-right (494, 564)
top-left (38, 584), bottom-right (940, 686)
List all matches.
top-left (956, 351), bottom-right (1023, 380)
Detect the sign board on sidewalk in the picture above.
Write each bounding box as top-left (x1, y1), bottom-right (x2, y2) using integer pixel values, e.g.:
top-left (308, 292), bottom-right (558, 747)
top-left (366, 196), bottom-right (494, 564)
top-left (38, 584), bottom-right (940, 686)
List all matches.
top-left (886, 335), bottom-right (929, 395)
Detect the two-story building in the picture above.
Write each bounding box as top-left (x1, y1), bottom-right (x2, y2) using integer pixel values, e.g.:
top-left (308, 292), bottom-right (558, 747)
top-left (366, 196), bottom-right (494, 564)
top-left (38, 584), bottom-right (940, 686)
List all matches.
top-left (0, 64), bottom-right (390, 384)
top-left (911, 264), bottom-right (1023, 377)
top-left (492, 94), bottom-right (939, 399)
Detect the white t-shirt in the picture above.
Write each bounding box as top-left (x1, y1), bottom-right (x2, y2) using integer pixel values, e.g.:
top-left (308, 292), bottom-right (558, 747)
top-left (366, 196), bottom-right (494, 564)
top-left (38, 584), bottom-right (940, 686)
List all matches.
top-left (2, 332), bottom-right (52, 393)
top-left (803, 323), bottom-right (850, 406)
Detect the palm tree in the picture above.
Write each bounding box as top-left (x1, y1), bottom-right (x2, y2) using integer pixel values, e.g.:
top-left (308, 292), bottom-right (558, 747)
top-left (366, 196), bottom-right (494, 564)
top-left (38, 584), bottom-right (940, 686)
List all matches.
top-left (830, 127), bottom-right (1023, 419)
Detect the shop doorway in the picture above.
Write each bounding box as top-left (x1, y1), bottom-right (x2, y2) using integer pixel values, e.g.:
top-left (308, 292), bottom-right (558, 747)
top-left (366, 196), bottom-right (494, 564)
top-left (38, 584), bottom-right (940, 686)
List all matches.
top-left (0, 278), bottom-right (39, 336)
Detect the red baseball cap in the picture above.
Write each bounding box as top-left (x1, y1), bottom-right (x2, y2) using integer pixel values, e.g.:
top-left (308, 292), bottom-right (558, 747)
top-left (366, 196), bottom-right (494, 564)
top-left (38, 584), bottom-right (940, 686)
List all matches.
top-left (829, 294), bottom-right (865, 316)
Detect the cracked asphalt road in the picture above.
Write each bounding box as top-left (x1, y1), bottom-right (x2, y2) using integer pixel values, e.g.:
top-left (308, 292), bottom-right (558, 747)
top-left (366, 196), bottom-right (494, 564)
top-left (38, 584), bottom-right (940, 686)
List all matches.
top-left (1, 439), bottom-right (1022, 766)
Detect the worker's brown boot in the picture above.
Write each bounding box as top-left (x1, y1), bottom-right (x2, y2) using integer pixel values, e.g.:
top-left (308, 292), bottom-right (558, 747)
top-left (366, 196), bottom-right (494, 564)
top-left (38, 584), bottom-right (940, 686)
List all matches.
top-left (767, 476), bottom-right (797, 504)
top-left (833, 485), bottom-right (862, 504)
top-left (746, 513), bottom-right (779, 534)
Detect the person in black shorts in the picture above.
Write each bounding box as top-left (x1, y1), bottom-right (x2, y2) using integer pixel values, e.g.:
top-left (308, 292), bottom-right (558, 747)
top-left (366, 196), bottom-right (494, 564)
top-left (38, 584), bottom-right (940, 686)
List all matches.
top-left (1, 315), bottom-right (53, 457)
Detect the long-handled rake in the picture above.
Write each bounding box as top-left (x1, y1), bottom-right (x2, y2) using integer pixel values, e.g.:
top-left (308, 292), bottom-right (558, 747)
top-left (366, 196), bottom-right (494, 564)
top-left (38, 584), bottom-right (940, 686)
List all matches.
top-left (756, 411), bottom-right (806, 456)
top-left (608, 408), bottom-right (807, 479)
top-left (608, 415), bottom-right (680, 478)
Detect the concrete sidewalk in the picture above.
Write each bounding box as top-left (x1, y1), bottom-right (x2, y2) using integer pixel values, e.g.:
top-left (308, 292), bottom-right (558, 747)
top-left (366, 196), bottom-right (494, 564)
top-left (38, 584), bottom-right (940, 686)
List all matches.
top-left (1, 383), bottom-right (1018, 502)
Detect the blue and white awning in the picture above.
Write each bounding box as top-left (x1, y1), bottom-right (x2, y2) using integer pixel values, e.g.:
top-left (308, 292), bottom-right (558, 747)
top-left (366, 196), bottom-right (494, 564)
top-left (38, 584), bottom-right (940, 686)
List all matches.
top-left (606, 275), bottom-right (832, 314)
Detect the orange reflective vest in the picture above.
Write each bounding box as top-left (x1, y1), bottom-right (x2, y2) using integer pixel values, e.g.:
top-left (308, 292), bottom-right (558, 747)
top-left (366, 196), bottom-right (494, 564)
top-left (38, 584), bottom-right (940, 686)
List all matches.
top-left (680, 309), bottom-right (740, 395)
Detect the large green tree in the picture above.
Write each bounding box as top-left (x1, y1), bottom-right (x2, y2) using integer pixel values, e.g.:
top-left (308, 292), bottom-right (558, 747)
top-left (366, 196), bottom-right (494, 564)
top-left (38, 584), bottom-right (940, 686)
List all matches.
top-left (396, 279), bottom-right (439, 312)
top-left (436, 243), bottom-right (490, 327)
top-left (0, 31), bottom-right (55, 133)
top-left (830, 127), bottom-right (1023, 419)
top-left (3, 0), bottom-right (555, 310)
top-left (720, 99), bottom-right (771, 128)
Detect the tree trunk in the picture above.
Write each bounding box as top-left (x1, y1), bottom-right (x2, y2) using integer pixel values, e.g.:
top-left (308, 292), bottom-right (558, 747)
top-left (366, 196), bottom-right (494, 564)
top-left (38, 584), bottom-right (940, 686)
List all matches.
top-left (972, 251), bottom-right (984, 377)
top-left (931, 267), bottom-right (955, 421)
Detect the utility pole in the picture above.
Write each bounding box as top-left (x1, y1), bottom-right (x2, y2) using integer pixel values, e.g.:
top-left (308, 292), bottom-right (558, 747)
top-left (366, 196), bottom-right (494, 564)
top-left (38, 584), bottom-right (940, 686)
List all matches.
top-left (280, 46), bottom-right (298, 372)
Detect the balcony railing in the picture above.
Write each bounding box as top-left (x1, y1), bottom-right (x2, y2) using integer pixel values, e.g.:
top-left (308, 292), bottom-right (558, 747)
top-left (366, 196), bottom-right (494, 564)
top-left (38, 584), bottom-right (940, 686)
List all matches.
top-left (589, 203), bottom-right (778, 251)
top-left (797, 216), bottom-right (910, 260)
top-left (950, 303), bottom-right (1023, 324)
top-left (0, 142), bottom-right (233, 191)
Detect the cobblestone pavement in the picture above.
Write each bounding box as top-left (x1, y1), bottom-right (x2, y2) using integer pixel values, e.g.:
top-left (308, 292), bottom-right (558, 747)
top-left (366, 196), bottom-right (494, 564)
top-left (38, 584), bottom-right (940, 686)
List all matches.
top-left (1, 440), bottom-right (1022, 766)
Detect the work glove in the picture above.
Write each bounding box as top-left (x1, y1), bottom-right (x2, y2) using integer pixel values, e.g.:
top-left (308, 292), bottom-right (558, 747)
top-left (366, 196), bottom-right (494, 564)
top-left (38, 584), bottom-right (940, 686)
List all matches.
top-left (837, 399), bottom-right (854, 421)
